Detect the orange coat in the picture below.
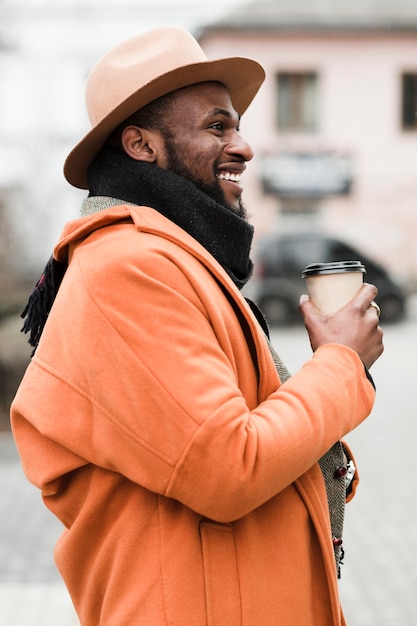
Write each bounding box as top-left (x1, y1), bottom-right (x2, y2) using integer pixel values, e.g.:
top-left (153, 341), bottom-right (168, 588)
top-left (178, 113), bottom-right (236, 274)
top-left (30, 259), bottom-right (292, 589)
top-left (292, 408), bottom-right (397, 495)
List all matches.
top-left (11, 205), bottom-right (374, 625)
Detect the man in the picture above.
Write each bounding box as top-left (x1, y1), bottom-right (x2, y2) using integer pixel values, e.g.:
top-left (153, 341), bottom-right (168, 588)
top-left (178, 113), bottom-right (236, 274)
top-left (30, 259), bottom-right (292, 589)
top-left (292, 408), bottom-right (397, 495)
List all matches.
top-left (11, 27), bottom-right (383, 625)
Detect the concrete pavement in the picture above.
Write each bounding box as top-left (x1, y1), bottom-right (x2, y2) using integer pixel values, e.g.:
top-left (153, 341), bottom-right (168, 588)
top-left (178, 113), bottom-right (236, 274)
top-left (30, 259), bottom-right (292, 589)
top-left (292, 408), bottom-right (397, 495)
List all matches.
top-left (0, 434), bottom-right (79, 625)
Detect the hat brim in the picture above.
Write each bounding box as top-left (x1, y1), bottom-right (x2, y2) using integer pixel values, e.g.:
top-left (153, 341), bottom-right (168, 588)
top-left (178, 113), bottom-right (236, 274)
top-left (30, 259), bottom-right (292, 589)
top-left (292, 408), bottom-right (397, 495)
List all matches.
top-left (63, 57), bottom-right (265, 189)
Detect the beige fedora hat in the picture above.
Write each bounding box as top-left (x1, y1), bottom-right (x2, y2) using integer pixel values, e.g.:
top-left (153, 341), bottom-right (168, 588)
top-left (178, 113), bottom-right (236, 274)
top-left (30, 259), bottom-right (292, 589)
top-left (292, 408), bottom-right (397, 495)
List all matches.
top-left (64, 26), bottom-right (265, 189)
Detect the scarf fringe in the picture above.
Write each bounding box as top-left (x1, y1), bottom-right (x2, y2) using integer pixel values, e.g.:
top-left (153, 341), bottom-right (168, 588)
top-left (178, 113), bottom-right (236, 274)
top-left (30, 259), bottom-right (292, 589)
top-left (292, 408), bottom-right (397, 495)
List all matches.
top-left (21, 256), bottom-right (68, 354)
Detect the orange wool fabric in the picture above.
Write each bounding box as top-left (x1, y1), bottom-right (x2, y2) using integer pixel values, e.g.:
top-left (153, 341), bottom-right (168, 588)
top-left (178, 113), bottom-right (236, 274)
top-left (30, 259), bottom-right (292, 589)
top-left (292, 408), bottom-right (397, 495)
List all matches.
top-left (11, 205), bottom-right (373, 625)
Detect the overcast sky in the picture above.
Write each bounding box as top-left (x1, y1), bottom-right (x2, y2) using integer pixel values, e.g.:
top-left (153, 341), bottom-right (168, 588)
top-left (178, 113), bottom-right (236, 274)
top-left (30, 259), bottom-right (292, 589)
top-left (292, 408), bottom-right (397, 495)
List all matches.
top-left (1, 0), bottom-right (248, 34)
top-left (0, 0), bottom-right (250, 61)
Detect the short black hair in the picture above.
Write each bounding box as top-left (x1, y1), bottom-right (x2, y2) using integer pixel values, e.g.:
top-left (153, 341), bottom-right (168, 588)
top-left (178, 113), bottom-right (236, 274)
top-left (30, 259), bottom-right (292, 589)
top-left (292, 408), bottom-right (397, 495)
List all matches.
top-left (105, 92), bottom-right (176, 149)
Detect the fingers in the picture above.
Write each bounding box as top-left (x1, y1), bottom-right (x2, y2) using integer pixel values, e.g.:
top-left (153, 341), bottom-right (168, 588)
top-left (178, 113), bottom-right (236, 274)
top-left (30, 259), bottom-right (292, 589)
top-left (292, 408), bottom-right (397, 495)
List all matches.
top-left (368, 300), bottom-right (381, 319)
top-left (360, 284), bottom-right (382, 324)
top-left (355, 282), bottom-right (379, 312)
top-left (298, 282), bottom-right (384, 369)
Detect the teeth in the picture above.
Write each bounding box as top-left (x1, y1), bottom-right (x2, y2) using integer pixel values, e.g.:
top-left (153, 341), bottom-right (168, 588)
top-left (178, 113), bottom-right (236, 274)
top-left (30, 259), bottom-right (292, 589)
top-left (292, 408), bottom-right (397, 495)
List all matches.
top-left (217, 172), bottom-right (241, 182)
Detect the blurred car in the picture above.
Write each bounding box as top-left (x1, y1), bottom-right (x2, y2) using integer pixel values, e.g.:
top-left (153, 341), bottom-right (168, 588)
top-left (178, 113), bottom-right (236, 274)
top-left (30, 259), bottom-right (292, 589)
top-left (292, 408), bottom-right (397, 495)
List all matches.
top-left (252, 233), bottom-right (407, 325)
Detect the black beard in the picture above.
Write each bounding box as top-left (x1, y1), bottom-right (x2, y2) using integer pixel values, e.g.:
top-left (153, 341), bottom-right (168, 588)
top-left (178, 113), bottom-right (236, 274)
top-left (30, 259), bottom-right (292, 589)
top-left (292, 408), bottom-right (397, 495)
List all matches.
top-left (163, 136), bottom-right (248, 220)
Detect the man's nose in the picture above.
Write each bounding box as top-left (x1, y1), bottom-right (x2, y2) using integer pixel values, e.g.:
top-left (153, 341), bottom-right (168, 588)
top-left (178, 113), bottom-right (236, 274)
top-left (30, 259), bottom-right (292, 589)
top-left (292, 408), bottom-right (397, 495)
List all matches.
top-left (225, 133), bottom-right (254, 162)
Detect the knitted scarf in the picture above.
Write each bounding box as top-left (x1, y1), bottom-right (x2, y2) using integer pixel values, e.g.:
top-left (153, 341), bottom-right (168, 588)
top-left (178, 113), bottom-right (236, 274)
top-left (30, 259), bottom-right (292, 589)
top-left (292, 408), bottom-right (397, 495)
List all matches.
top-left (21, 147), bottom-right (254, 351)
top-left (86, 147), bottom-right (254, 289)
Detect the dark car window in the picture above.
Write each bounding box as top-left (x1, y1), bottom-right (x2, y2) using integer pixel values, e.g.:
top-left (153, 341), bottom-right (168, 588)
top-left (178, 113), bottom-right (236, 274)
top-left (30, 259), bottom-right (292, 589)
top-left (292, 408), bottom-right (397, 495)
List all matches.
top-left (274, 238), bottom-right (328, 272)
top-left (329, 242), bottom-right (362, 263)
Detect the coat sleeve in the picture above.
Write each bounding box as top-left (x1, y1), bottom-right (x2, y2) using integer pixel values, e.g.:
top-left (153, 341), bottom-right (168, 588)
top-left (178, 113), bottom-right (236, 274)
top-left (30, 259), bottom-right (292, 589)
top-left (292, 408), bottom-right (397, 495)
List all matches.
top-left (11, 230), bottom-right (375, 522)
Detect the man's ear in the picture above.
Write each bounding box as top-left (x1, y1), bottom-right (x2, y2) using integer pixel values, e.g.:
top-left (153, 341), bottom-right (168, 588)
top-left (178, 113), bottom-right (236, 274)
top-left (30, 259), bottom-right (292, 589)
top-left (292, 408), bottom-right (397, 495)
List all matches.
top-left (121, 126), bottom-right (160, 162)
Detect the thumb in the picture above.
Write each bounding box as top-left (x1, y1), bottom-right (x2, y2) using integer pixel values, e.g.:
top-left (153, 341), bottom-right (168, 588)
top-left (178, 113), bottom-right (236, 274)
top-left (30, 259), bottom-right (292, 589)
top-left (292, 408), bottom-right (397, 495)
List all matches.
top-left (298, 294), bottom-right (320, 319)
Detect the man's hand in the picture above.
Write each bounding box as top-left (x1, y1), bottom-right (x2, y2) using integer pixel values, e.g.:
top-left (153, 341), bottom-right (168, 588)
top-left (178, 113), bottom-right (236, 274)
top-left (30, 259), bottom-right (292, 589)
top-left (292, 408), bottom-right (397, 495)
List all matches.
top-left (299, 283), bottom-right (384, 370)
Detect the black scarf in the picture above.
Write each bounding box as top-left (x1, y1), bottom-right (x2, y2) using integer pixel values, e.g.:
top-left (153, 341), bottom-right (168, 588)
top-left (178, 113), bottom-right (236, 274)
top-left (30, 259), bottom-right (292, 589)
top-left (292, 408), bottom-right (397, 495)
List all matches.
top-left (21, 147), bottom-right (255, 351)
top-left (87, 147), bottom-right (254, 287)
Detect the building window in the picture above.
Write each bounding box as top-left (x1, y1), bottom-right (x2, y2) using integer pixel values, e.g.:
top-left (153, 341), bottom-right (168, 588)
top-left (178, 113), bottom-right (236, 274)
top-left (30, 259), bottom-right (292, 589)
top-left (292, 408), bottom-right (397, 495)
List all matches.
top-left (277, 72), bottom-right (318, 132)
top-left (401, 73), bottom-right (417, 130)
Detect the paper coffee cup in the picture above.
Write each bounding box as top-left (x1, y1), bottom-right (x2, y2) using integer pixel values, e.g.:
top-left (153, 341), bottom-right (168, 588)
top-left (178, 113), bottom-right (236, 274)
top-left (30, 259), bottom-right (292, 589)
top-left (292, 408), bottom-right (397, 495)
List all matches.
top-left (301, 261), bottom-right (366, 315)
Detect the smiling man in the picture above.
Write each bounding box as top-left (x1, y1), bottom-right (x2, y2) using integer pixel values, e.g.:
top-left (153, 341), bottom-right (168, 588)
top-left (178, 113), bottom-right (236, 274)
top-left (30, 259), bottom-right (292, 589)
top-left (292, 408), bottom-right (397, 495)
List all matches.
top-left (11, 27), bottom-right (383, 626)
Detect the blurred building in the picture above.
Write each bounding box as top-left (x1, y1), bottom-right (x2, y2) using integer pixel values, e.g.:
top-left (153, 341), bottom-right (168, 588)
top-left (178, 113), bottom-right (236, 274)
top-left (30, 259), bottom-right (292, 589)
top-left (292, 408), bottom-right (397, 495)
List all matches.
top-left (199, 0), bottom-right (417, 289)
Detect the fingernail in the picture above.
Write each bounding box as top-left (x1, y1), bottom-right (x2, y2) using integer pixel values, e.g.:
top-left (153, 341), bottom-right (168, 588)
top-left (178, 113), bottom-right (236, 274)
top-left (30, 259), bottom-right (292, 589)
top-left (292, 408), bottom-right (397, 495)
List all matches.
top-left (299, 294), bottom-right (309, 305)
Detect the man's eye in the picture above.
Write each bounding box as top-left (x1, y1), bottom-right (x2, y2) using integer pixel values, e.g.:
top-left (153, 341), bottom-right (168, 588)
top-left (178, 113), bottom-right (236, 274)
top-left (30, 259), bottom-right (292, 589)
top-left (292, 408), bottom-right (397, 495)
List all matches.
top-left (210, 122), bottom-right (223, 131)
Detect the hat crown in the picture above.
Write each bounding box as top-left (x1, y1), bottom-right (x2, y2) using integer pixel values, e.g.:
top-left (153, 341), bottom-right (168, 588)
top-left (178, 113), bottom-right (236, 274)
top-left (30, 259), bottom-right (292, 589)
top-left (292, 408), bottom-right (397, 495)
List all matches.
top-left (86, 27), bottom-right (207, 126)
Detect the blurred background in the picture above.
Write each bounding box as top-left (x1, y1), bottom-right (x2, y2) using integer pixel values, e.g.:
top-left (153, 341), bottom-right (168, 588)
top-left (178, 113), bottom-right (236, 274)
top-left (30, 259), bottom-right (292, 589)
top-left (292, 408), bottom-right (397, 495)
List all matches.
top-left (1, 0), bottom-right (417, 624)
